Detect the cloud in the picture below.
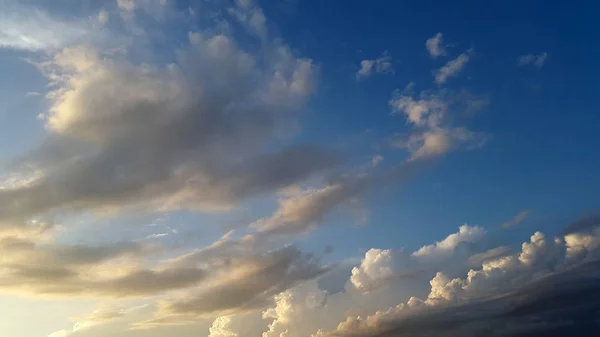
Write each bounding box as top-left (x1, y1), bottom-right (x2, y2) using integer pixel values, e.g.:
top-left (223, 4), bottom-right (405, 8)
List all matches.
top-left (350, 225), bottom-right (486, 292)
top-left (133, 245), bottom-right (329, 327)
top-left (48, 304), bottom-right (146, 337)
top-left (501, 210), bottom-right (531, 229)
top-left (262, 284), bottom-right (327, 337)
top-left (117, 0), bottom-right (137, 12)
top-left (425, 32), bottom-right (446, 58)
top-left (0, 2), bottom-right (96, 51)
top-left (0, 20), bottom-right (334, 227)
top-left (389, 88), bottom-right (490, 160)
top-left (228, 0), bottom-right (268, 39)
top-left (433, 50), bottom-right (472, 85)
top-left (317, 223), bottom-right (600, 337)
top-left (248, 160), bottom-right (426, 239)
top-left (371, 155), bottom-right (384, 167)
top-left (357, 52), bottom-right (393, 79)
top-left (412, 225), bottom-right (486, 259)
top-left (209, 316), bottom-right (238, 337)
top-left (518, 52), bottom-right (548, 69)
top-left (467, 246), bottom-right (512, 267)
top-left (98, 10), bottom-right (109, 24)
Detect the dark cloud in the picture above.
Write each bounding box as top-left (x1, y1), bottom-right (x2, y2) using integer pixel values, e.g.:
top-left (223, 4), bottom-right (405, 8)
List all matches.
top-left (374, 261), bottom-right (600, 337)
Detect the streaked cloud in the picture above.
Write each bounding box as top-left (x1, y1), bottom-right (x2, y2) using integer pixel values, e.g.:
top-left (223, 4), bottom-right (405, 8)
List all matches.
top-left (433, 49), bottom-right (472, 84)
top-left (501, 209), bottom-right (531, 229)
top-left (518, 52), bottom-right (548, 69)
top-left (0, 1), bottom-right (96, 51)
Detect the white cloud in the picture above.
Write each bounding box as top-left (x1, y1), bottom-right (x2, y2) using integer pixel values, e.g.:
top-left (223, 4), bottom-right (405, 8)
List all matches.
top-left (412, 225), bottom-right (486, 259)
top-left (518, 52), bottom-right (548, 69)
top-left (357, 52), bottom-right (393, 79)
top-left (209, 316), bottom-right (238, 337)
top-left (389, 88), bottom-right (490, 160)
top-left (433, 50), bottom-right (471, 84)
top-left (351, 225), bottom-right (487, 292)
top-left (425, 32), bottom-right (446, 58)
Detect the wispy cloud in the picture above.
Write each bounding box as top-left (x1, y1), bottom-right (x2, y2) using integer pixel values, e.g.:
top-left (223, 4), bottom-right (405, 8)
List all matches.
top-left (0, 2), bottom-right (95, 51)
top-left (518, 52), bottom-right (548, 69)
top-left (501, 209), bottom-right (532, 229)
top-left (433, 49), bottom-right (472, 84)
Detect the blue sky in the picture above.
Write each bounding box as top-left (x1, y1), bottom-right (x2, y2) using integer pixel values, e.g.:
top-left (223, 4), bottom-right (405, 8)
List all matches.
top-left (0, 1), bottom-right (599, 337)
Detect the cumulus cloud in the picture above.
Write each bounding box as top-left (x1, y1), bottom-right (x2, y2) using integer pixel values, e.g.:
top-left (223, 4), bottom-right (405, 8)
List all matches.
top-left (209, 316), bottom-right (238, 337)
top-left (501, 210), bottom-right (531, 229)
top-left (425, 32), bottom-right (446, 58)
top-left (350, 225), bottom-right (486, 292)
top-left (262, 284), bottom-right (327, 337)
top-left (389, 88), bottom-right (490, 160)
top-left (518, 52), bottom-right (548, 69)
top-left (357, 52), bottom-right (394, 79)
top-left (412, 225), bottom-right (486, 260)
top-left (433, 50), bottom-right (472, 85)
top-left (317, 221), bottom-right (600, 337)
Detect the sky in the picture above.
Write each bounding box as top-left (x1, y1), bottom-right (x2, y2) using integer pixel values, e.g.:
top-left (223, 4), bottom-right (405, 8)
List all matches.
top-left (0, 0), bottom-right (599, 336)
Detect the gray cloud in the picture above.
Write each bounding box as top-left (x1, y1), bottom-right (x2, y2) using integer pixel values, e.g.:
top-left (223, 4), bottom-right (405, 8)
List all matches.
top-left (317, 222), bottom-right (600, 337)
top-left (133, 245), bottom-right (329, 327)
top-left (0, 16), bottom-right (336, 228)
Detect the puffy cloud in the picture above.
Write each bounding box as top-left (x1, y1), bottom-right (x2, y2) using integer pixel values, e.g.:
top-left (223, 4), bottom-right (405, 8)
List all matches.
top-left (518, 52), bottom-right (548, 69)
top-left (318, 223), bottom-right (600, 337)
top-left (425, 32), bottom-right (446, 58)
top-left (389, 88), bottom-right (489, 160)
top-left (357, 52), bottom-right (393, 80)
top-left (433, 50), bottom-right (472, 85)
top-left (0, 16), bottom-right (333, 227)
top-left (209, 316), bottom-right (238, 337)
top-left (412, 225), bottom-right (485, 260)
top-left (261, 282), bottom-right (328, 337)
top-left (350, 225), bottom-right (486, 292)
top-left (500, 209), bottom-right (531, 229)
